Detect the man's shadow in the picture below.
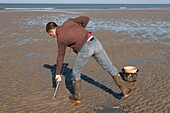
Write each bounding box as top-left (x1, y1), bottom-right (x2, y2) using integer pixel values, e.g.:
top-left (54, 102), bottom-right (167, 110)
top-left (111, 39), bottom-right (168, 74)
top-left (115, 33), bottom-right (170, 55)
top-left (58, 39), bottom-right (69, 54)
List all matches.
top-left (43, 63), bottom-right (122, 99)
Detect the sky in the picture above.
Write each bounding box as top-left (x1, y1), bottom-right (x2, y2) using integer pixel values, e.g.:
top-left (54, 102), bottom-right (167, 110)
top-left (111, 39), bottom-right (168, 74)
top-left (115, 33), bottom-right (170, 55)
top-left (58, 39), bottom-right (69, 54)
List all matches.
top-left (0, 0), bottom-right (170, 4)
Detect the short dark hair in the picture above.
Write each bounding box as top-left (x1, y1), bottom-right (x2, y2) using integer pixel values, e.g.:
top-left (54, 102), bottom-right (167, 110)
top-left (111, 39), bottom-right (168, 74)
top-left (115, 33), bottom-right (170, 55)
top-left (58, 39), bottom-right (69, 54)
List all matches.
top-left (46, 22), bottom-right (58, 33)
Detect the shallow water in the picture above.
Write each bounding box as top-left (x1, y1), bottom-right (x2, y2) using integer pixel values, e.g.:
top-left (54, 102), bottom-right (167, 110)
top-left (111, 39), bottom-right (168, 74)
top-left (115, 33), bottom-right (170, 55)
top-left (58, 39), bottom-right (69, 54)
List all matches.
top-left (26, 52), bottom-right (54, 60)
top-left (88, 18), bottom-right (170, 40)
top-left (21, 13), bottom-right (170, 45)
top-left (124, 54), bottom-right (169, 68)
top-left (0, 10), bottom-right (170, 49)
top-left (124, 57), bottom-right (146, 65)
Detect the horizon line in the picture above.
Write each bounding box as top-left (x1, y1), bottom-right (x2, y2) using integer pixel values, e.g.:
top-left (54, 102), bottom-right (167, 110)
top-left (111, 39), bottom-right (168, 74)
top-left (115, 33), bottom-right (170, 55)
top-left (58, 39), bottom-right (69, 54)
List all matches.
top-left (0, 3), bottom-right (170, 4)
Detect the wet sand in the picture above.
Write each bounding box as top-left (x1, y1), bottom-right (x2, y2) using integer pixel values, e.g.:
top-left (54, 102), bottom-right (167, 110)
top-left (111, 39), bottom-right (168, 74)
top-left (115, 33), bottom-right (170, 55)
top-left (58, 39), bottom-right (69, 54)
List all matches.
top-left (0, 10), bottom-right (170, 113)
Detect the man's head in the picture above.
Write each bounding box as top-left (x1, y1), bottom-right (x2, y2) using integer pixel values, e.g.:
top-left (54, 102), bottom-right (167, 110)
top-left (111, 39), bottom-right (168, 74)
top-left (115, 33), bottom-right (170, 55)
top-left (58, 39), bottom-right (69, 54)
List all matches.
top-left (46, 22), bottom-right (58, 38)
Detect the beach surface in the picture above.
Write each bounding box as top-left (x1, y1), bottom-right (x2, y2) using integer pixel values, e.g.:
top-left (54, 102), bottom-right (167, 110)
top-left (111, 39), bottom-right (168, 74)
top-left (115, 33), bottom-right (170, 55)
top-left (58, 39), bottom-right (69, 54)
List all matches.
top-left (0, 9), bottom-right (170, 113)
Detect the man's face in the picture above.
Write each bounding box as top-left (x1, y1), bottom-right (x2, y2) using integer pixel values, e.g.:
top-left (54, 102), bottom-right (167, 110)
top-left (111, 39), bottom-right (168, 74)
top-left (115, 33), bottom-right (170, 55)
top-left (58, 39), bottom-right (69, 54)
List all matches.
top-left (48, 28), bottom-right (57, 38)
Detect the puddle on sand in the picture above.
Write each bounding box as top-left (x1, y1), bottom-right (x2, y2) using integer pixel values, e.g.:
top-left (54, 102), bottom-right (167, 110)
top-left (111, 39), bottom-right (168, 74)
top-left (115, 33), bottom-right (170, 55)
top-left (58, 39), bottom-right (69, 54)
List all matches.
top-left (10, 60), bottom-right (22, 64)
top-left (145, 55), bottom-right (169, 67)
top-left (124, 57), bottom-right (146, 65)
top-left (1, 11), bottom-right (169, 49)
top-left (124, 55), bottom-right (169, 67)
top-left (88, 18), bottom-right (170, 43)
top-left (15, 13), bottom-right (170, 43)
top-left (26, 52), bottom-right (53, 60)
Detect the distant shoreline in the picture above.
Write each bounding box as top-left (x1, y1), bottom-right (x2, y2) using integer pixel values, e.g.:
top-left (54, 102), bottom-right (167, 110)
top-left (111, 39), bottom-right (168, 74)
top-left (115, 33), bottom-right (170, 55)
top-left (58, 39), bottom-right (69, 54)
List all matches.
top-left (0, 3), bottom-right (170, 10)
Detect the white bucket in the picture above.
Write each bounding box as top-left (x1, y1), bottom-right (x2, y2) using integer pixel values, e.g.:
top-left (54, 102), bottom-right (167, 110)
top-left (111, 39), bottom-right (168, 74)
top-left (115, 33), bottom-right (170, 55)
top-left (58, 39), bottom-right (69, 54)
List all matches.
top-left (122, 66), bottom-right (138, 82)
top-left (123, 66), bottom-right (138, 73)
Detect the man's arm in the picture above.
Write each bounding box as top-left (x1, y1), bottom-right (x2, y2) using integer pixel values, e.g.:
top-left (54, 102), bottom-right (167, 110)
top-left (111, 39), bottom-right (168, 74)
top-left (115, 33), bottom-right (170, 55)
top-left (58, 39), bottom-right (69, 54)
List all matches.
top-left (56, 40), bottom-right (67, 75)
top-left (74, 16), bottom-right (89, 28)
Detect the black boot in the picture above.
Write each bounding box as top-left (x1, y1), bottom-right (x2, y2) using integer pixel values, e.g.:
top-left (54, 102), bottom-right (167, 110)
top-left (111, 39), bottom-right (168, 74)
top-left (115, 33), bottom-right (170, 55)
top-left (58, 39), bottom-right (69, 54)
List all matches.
top-left (112, 74), bottom-right (132, 97)
top-left (69, 77), bottom-right (81, 104)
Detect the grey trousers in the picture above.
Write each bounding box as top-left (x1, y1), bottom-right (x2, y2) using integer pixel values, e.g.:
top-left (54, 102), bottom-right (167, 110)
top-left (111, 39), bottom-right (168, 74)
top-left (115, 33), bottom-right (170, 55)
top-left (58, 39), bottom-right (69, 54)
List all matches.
top-left (72, 37), bottom-right (118, 81)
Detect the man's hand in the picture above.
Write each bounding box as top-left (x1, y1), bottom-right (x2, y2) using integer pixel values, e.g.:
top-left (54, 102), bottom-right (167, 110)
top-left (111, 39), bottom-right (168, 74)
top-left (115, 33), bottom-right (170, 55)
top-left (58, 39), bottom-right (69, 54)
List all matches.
top-left (55, 75), bottom-right (62, 82)
top-left (74, 16), bottom-right (89, 28)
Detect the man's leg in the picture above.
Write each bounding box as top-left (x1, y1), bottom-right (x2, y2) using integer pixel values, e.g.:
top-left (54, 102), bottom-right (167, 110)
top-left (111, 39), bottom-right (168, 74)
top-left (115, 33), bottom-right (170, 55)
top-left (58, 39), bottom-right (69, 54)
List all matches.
top-left (72, 54), bottom-right (90, 81)
top-left (92, 39), bottom-right (118, 76)
top-left (92, 39), bottom-right (132, 97)
top-left (70, 43), bottom-right (94, 103)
